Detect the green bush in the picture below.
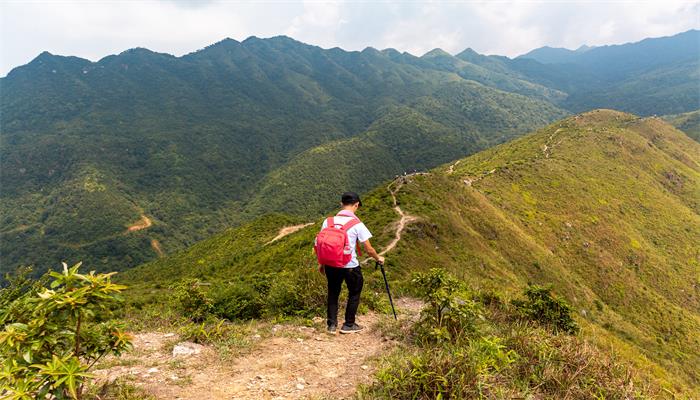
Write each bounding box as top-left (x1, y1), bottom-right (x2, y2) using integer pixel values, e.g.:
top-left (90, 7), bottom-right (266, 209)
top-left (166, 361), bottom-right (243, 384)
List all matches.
top-left (0, 267), bottom-right (48, 325)
top-left (412, 268), bottom-right (482, 343)
top-left (511, 284), bottom-right (579, 334)
top-left (210, 283), bottom-right (264, 320)
top-left (363, 336), bottom-right (518, 399)
top-left (170, 279), bottom-right (213, 322)
top-left (0, 262), bottom-right (132, 399)
top-left (265, 267), bottom-right (326, 318)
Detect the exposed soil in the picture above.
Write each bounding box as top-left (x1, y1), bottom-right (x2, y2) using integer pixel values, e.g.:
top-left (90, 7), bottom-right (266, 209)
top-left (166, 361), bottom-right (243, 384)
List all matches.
top-left (150, 239), bottom-right (164, 257)
top-left (93, 298), bottom-right (423, 399)
top-left (379, 179), bottom-right (418, 257)
top-left (267, 223), bottom-right (315, 245)
top-left (127, 214), bottom-right (152, 232)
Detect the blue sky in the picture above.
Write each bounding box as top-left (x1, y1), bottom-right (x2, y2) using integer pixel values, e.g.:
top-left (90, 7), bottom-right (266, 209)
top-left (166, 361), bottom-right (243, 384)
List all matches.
top-left (1, 0), bottom-right (698, 76)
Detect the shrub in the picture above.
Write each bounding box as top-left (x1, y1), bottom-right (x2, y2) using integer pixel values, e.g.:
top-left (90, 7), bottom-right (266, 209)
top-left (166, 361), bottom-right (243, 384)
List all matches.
top-left (0, 266), bottom-right (48, 325)
top-left (170, 279), bottom-right (213, 322)
top-left (511, 284), bottom-right (579, 334)
top-left (265, 267), bottom-right (325, 317)
top-left (210, 283), bottom-right (264, 320)
top-left (362, 336), bottom-right (518, 399)
top-left (0, 262), bottom-right (132, 399)
top-left (412, 268), bottom-right (482, 343)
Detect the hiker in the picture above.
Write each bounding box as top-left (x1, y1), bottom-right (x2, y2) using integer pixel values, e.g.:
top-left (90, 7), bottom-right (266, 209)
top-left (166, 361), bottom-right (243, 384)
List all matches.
top-left (314, 192), bottom-right (385, 334)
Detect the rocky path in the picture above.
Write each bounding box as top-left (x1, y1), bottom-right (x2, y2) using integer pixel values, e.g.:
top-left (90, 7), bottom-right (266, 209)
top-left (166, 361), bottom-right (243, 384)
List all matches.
top-left (93, 299), bottom-right (423, 399)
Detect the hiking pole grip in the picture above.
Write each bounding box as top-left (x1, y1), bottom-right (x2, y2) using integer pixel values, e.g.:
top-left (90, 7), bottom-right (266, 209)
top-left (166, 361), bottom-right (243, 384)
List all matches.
top-left (376, 260), bottom-right (398, 320)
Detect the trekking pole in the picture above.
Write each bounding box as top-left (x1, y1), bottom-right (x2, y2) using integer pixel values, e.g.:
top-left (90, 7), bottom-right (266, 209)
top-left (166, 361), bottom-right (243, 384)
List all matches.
top-left (376, 260), bottom-right (397, 320)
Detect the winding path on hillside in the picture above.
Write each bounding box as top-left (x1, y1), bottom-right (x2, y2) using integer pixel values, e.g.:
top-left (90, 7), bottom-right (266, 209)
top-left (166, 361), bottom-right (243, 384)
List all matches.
top-left (127, 214), bottom-right (152, 232)
top-left (378, 175), bottom-right (422, 257)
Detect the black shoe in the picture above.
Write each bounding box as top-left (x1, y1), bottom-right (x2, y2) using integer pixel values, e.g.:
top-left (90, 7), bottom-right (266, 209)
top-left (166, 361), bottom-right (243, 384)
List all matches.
top-left (327, 324), bottom-right (337, 334)
top-left (339, 323), bottom-right (364, 334)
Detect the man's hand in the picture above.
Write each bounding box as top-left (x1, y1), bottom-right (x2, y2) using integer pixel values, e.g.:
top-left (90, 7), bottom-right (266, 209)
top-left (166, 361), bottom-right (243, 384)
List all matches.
top-left (362, 239), bottom-right (385, 265)
top-left (318, 265), bottom-right (325, 275)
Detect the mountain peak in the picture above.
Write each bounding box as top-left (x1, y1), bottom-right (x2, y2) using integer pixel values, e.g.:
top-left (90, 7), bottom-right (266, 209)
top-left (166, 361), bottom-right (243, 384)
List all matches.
top-left (422, 48), bottom-right (452, 58)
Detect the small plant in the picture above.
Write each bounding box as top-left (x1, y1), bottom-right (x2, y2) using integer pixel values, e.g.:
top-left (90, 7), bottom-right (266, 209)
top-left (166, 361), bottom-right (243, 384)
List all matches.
top-left (412, 268), bottom-right (482, 343)
top-left (512, 284), bottom-right (579, 334)
top-left (0, 262), bottom-right (132, 399)
top-left (170, 279), bottom-right (213, 322)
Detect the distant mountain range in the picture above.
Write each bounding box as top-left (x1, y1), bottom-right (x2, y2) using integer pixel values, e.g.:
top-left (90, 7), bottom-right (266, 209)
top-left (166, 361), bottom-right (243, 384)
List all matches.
top-left (517, 44), bottom-right (595, 64)
top-left (1, 30), bottom-right (698, 276)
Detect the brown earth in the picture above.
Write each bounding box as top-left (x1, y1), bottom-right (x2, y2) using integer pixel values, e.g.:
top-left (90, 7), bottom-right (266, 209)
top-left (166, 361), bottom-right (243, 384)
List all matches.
top-left (127, 215), bottom-right (152, 232)
top-left (93, 298), bottom-right (423, 399)
top-left (267, 223), bottom-right (315, 245)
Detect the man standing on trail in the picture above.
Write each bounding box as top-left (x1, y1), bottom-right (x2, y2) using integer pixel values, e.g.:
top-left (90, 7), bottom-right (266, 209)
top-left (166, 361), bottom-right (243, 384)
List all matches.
top-left (315, 192), bottom-right (385, 334)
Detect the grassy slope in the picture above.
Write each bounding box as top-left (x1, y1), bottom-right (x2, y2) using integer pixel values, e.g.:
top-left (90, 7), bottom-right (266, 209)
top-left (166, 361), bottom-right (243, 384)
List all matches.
top-left (394, 110), bottom-right (700, 394)
top-left (664, 109), bottom-right (700, 142)
top-left (123, 110), bottom-right (700, 395)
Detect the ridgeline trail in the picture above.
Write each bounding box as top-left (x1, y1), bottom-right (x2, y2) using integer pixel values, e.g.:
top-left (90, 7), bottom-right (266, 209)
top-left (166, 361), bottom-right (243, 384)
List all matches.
top-left (378, 176), bottom-right (420, 257)
top-left (94, 299), bottom-right (424, 399)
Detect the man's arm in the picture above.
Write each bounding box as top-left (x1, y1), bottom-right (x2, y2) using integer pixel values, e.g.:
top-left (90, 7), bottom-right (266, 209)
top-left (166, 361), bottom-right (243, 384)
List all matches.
top-left (361, 240), bottom-right (385, 264)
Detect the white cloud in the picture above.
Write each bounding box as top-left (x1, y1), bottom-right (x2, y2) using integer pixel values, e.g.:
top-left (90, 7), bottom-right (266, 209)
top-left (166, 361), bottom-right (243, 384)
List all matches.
top-left (1, 0), bottom-right (698, 76)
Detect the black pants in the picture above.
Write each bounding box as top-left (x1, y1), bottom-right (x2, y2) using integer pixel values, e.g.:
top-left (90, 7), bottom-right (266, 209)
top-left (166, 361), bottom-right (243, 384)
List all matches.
top-left (325, 266), bottom-right (364, 327)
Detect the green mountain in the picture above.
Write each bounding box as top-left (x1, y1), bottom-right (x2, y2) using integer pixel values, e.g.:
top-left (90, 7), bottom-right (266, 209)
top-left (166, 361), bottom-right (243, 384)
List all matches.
top-left (518, 44), bottom-right (594, 64)
top-left (2, 31), bottom-right (698, 278)
top-left (123, 111), bottom-right (700, 395)
top-left (664, 109), bottom-right (700, 142)
top-left (471, 29), bottom-right (700, 115)
top-left (0, 37), bottom-right (566, 276)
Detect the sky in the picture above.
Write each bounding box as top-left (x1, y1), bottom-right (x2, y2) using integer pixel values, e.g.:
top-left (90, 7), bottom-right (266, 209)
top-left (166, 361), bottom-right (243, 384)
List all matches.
top-left (1, 0), bottom-right (699, 77)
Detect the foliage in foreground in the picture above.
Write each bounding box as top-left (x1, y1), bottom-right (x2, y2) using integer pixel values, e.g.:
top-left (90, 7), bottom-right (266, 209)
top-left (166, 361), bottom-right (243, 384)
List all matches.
top-left (0, 263), bottom-right (132, 399)
top-left (359, 268), bottom-right (660, 399)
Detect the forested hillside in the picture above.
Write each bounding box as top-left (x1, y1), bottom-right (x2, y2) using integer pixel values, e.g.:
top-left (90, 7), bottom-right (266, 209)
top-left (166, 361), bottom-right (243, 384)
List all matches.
top-left (2, 31), bottom-right (697, 276)
top-left (0, 36), bottom-right (565, 275)
top-left (123, 111), bottom-right (700, 396)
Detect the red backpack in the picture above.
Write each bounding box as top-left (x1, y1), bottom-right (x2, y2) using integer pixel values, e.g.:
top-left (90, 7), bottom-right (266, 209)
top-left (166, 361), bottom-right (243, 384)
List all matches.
top-left (314, 216), bottom-right (362, 267)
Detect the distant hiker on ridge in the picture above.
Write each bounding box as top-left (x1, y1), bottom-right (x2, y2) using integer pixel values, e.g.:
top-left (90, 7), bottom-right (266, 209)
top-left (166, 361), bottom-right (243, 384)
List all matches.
top-left (314, 192), bottom-right (385, 334)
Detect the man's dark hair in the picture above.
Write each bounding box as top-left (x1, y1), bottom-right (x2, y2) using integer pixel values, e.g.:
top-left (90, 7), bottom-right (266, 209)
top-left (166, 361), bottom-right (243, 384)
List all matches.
top-left (341, 192), bottom-right (362, 206)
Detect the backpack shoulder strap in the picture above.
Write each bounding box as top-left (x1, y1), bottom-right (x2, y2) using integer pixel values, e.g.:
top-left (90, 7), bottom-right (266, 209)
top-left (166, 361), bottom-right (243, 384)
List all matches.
top-left (326, 217), bottom-right (335, 228)
top-left (340, 218), bottom-right (361, 232)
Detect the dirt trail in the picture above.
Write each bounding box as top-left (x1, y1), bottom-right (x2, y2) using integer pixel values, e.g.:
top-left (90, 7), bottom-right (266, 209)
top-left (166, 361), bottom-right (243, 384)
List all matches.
top-left (378, 177), bottom-right (420, 257)
top-left (267, 223), bottom-right (315, 245)
top-left (150, 239), bottom-right (164, 257)
top-left (94, 298), bottom-right (423, 399)
top-left (542, 128), bottom-right (563, 158)
top-left (462, 168), bottom-right (496, 187)
top-left (127, 214), bottom-right (152, 232)
top-left (446, 160), bottom-right (460, 175)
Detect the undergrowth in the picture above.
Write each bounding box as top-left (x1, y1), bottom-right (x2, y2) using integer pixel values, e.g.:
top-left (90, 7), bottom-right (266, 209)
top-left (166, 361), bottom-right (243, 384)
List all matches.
top-left (358, 268), bottom-right (662, 399)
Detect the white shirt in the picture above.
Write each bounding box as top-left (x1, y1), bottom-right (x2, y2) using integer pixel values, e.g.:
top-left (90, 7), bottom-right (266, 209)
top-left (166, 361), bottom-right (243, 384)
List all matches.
top-left (320, 211), bottom-right (372, 268)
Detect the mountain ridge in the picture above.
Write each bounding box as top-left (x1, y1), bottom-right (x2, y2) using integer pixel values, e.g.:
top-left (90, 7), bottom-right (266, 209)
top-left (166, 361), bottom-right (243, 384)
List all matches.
top-left (122, 110), bottom-right (700, 395)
